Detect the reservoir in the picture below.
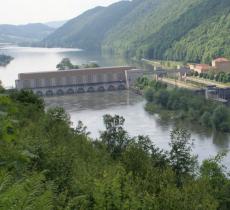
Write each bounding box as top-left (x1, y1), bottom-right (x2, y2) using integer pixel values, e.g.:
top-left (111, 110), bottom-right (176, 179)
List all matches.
top-left (1, 46), bottom-right (230, 166)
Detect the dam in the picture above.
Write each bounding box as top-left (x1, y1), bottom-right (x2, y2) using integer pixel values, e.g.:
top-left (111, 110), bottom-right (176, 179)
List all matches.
top-left (15, 66), bottom-right (145, 96)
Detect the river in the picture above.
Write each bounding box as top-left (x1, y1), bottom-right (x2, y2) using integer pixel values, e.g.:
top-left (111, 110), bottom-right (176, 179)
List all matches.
top-left (0, 45), bottom-right (130, 88)
top-left (0, 46), bottom-right (230, 167)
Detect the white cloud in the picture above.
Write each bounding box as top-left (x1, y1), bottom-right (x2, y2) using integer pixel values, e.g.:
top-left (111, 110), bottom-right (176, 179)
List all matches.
top-left (0, 0), bottom-right (120, 25)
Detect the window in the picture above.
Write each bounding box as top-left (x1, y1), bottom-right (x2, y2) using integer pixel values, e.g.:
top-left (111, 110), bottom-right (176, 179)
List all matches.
top-left (55, 78), bottom-right (62, 86)
top-left (23, 80), bottom-right (31, 88)
top-left (87, 74), bottom-right (93, 83)
top-left (35, 79), bottom-right (42, 88)
top-left (66, 76), bottom-right (73, 85)
top-left (76, 76), bottom-right (83, 84)
top-left (117, 73), bottom-right (124, 81)
top-left (96, 73), bottom-right (103, 83)
top-left (106, 73), bottom-right (114, 81)
top-left (45, 79), bottom-right (52, 87)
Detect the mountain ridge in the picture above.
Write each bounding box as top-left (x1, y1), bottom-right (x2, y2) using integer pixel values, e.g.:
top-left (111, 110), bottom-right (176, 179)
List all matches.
top-left (44, 20), bottom-right (67, 28)
top-left (0, 23), bottom-right (54, 44)
top-left (41, 0), bottom-right (230, 63)
top-left (42, 1), bottom-right (136, 50)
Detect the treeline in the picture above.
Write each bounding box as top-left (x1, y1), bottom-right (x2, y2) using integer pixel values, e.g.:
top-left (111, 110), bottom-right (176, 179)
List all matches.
top-left (189, 71), bottom-right (230, 83)
top-left (56, 58), bottom-right (99, 70)
top-left (137, 77), bottom-right (230, 132)
top-left (0, 88), bottom-right (230, 209)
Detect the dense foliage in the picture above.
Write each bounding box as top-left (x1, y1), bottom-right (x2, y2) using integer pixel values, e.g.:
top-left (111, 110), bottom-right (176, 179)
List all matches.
top-left (0, 54), bottom-right (14, 67)
top-left (56, 58), bottom-right (99, 70)
top-left (1, 89), bottom-right (230, 209)
top-left (56, 58), bottom-right (80, 70)
top-left (43, 0), bottom-right (230, 63)
top-left (137, 77), bottom-right (230, 132)
top-left (104, 0), bottom-right (230, 63)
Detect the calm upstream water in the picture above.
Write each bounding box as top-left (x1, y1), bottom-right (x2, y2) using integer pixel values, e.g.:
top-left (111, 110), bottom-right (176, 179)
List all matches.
top-left (0, 45), bottom-right (129, 88)
top-left (1, 46), bottom-right (230, 167)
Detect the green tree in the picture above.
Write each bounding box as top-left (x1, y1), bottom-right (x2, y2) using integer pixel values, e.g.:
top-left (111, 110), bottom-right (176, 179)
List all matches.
top-left (10, 90), bottom-right (44, 111)
top-left (144, 88), bottom-right (154, 102)
top-left (56, 58), bottom-right (79, 70)
top-left (169, 129), bottom-right (198, 186)
top-left (200, 152), bottom-right (230, 209)
top-left (82, 63), bottom-right (100, 68)
top-left (212, 106), bottom-right (230, 132)
top-left (74, 120), bottom-right (90, 136)
top-left (200, 111), bottom-right (212, 127)
top-left (0, 172), bottom-right (53, 210)
top-left (100, 115), bottom-right (130, 158)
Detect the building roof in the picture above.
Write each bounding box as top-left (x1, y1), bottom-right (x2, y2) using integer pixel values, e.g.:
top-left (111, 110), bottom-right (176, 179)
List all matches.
top-left (213, 57), bottom-right (229, 62)
top-left (18, 66), bottom-right (134, 80)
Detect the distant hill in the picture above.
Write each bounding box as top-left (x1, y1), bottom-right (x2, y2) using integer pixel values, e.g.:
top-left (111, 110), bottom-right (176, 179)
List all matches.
top-left (41, 0), bottom-right (230, 63)
top-left (0, 23), bottom-right (54, 44)
top-left (44, 20), bottom-right (67, 29)
top-left (42, 1), bottom-right (136, 50)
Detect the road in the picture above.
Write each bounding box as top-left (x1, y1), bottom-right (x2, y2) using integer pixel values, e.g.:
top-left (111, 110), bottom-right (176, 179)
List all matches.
top-left (186, 77), bottom-right (230, 88)
top-left (160, 78), bottom-right (200, 90)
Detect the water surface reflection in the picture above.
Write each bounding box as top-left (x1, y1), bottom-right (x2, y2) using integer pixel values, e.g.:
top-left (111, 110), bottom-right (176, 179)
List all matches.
top-left (45, 91), bottom-right (230, 166)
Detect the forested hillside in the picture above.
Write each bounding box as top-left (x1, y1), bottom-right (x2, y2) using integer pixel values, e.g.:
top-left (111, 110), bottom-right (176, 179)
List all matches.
top-left (0, 23), bottom-right (54, 44)
top-left (164, 9), bottom-right (230, 63)
top-left (42, 1), bottom-right (135, 50)
top-left (43, 0), bottom-right (230, 63)
top-left (1, 88), bottom-right (230, 209)
top-left (103, 0), bottom-right (230, 63)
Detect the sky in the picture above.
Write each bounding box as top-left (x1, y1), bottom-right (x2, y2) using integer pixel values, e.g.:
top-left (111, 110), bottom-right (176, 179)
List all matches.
top-left (0, 0), bottom-right (121, 25)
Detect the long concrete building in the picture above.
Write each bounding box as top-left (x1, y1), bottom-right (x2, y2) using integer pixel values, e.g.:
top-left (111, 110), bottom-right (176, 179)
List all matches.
top-left (16, 66), bottom-right (144, 96)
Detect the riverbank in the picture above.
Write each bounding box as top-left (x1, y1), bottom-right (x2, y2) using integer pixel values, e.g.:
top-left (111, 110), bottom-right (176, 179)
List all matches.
top-left (137, 77), bottom-right (230, 133)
